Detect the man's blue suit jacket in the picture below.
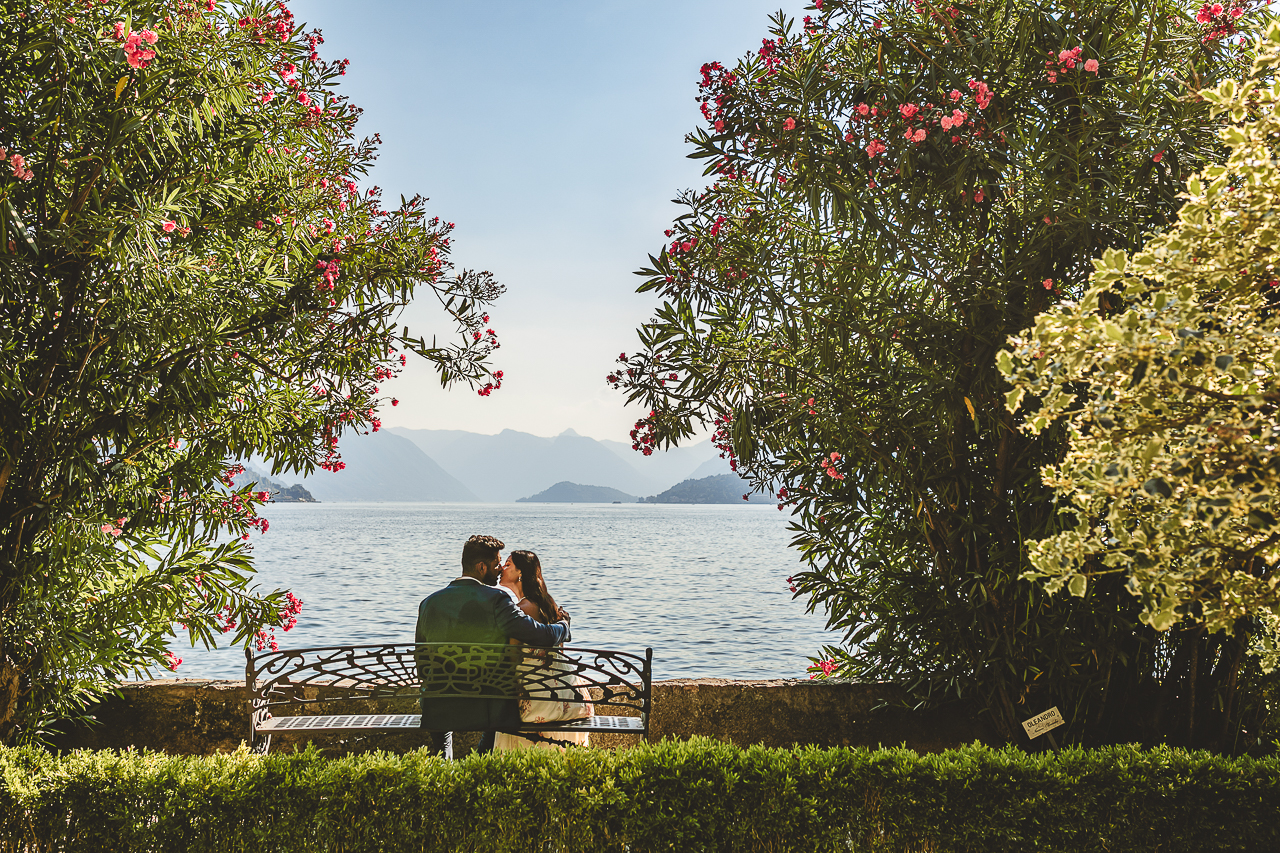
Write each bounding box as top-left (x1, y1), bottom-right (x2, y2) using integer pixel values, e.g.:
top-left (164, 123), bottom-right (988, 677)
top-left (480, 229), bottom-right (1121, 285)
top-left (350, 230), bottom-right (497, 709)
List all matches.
top-left (415, 577), bottom-right (570, 732)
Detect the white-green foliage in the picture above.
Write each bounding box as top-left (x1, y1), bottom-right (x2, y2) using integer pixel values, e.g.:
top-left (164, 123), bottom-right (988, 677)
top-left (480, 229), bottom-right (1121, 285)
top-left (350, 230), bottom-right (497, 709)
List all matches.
top-left (1002, 23), bottom-right (1280, 650)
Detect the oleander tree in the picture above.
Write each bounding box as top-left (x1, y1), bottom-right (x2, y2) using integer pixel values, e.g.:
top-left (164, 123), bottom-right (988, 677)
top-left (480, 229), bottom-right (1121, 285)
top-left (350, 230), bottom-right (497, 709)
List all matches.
top-left (0, 0), bottom-right (503, 742)
top-left (611, 0), bottom-right (1273, 746)
top-left (1002, 22), bottom-right (1280, 675)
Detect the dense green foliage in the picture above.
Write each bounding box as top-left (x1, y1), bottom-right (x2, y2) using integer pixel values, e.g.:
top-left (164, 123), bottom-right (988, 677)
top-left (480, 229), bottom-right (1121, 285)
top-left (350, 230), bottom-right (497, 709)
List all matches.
top-left (612, 0), bottom-right (1274, 746)
top-left (1002, 25), bottom-right (1280, 672)
top-left (2, 740), bottom-right (1278, 852)
top-left (0, 0), bottom-right (501, 743)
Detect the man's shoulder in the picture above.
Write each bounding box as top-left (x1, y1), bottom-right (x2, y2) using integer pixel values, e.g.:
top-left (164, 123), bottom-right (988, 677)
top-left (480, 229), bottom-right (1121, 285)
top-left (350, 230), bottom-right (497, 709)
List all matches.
top-left (420, 580), bottom-right (505, 607)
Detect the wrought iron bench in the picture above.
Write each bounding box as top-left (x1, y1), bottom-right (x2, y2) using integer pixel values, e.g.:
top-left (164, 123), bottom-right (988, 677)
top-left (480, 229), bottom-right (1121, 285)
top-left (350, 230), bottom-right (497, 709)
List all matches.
top-left (246, 642), bottom-right (652, 755)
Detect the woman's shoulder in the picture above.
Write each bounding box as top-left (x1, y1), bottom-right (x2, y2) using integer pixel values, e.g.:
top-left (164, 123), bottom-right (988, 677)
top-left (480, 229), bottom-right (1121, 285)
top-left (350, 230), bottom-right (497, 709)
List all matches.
top-left (516, 598), bottom-right (543, 619)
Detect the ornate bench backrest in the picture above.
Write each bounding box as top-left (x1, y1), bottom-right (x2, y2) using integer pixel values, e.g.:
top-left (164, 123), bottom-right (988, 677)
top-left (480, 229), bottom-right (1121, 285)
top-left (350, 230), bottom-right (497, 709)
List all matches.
top-left (246, 642), bottom-right (652, 722)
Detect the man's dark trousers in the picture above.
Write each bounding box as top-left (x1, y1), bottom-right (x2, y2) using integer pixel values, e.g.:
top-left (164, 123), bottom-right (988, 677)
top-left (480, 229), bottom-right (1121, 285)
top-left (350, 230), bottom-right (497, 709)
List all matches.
top-left (416, 577), bottom-right (569, 755)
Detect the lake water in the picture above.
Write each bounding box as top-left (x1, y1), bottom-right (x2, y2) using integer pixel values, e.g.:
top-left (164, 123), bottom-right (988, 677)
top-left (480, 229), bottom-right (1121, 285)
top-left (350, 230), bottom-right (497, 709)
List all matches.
top-left (163, 502), bottom-right (836, 681)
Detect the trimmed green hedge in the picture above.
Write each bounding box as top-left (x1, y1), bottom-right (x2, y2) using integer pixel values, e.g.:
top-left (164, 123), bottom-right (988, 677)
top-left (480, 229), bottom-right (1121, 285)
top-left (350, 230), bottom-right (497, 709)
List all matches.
top-left (1, 739), bottom-right (1277, 852)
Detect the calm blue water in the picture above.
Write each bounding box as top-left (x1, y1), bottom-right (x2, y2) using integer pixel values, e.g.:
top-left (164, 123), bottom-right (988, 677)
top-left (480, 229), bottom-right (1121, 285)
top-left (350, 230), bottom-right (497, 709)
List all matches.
top-left (163, 502), bottom-right (834, 681)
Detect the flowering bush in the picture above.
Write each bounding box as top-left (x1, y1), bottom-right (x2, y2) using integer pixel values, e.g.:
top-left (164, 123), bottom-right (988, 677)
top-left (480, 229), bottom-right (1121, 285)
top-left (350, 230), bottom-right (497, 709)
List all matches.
top-left (0, 0), bottom-right (502, 743)
top-left (1002, 23), bottom-right (1280, 671)
top-left (611, 0), bottom-right (1269, 746)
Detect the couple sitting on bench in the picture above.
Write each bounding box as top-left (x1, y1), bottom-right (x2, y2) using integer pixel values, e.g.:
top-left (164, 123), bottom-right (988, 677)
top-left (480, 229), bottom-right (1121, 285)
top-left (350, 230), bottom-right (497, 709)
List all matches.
top-left (416, 534), bottom-right (593, 754)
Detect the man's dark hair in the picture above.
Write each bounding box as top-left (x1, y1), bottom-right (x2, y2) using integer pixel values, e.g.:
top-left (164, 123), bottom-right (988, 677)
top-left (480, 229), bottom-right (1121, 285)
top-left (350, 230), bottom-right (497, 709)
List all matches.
top-left (461, 535), bottom-right (504, 573)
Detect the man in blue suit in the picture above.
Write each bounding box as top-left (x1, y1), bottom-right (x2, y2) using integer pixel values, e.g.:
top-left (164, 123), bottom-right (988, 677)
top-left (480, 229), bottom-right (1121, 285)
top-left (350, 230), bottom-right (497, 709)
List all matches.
top-left (416, 534), bottom-right (570, 755)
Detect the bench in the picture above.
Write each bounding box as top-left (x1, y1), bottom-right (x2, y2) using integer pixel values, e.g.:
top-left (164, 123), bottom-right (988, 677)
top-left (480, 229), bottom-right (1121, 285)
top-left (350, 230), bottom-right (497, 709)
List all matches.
top-left (245, 642), bottom-right (652, 755)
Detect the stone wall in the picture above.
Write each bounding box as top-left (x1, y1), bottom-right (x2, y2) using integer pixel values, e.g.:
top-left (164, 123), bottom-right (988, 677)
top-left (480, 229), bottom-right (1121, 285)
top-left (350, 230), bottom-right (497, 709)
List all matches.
top-left (50, 678), bottom-right (999, 757)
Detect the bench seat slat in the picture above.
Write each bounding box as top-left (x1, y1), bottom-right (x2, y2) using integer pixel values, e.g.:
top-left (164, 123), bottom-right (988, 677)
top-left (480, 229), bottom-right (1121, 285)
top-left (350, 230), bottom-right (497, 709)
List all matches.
top-left (259, 714), bottom-right (422, 732)
top-left (256, 713), bottom-right (643, 734)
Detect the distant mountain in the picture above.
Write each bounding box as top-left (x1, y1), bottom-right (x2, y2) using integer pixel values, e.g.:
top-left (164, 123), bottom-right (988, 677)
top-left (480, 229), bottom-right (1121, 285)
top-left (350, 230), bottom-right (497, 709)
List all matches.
top-left (517, 482), bottom-right (637, 503)
top-left (261, 431), bottom-right (480, 502)
top-left (232, 465), bottom-right (318, 502)
top-left (389, 427), bottom-right (667, 502)
top-left (642, 473), bottom-right (771, 504)
top-left (687, 454), bottom-right (738, 480)
top-left (599, 437), bottom-right (722, 485)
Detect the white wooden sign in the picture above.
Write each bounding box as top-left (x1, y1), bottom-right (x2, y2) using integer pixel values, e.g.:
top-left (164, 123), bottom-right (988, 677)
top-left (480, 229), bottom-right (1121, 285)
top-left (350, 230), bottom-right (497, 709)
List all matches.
top-left (1022, 706), bottom-right (1065, 739)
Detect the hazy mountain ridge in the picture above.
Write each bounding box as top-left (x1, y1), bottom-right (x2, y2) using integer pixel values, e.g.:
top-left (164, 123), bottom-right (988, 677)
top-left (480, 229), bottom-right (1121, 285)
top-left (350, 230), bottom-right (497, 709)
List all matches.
top-left (391, 427), bottom-right (677, 502)
top-left (257, 427), bottom-right (751, 503)
top-left (231, 466), bottom-right (318, 502)
top-left (643, 473), bottom-right (772, 504)
top-left (264, 431), bottom-right (480, 502)
top-left (517, 482), bottom-right (637, 503)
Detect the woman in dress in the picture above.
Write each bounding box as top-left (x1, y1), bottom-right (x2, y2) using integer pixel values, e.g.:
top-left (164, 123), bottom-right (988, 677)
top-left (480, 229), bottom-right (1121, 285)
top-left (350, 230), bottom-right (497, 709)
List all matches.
top-left (494, 550), bottom-right (593, 751)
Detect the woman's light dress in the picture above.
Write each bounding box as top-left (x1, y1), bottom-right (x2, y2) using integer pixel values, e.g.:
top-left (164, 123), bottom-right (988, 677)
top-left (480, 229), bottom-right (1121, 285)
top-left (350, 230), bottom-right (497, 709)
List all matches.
top-left (494, 598), bottom-right (593, 751)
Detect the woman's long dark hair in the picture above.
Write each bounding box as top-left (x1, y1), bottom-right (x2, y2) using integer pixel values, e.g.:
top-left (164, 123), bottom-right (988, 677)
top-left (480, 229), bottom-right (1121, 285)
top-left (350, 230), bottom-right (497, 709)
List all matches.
top-left (509, 550), bottom-right (559, 624)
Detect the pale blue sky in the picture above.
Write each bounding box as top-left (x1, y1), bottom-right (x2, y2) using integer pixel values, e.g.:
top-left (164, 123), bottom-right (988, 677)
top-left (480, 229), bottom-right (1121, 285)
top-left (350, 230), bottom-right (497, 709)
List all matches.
top-left (293, 1), bottom-right (804, 441)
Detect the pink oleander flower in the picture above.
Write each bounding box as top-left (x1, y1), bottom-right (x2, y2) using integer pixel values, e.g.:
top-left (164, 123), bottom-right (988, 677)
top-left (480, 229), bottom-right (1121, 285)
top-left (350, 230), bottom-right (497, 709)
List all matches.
top-left (1153, 150), bottom-right (1164, 163)
top-left (161, 220), bottom-right (176, 233)
top-left (949, 89), bottom-right (962, 102)
top-left (968, 79), bottom-right (993, 109)
top-left (974, 188), bottom-right (985, 202)
top-left (865, 139), bottom-right (886, 158)
top-left (899, 103), bottom-right (919, 119)
top-left (1043, 278), bottom-right (1054, 290)
top-left (911, 128), bottom-right (926, 143)
top-left (1084, 58), bottom-right (1099, 73)
top-left (261, 91), bottom-right (275, 103)
top-left (783, 117), bottom-right (796, 130)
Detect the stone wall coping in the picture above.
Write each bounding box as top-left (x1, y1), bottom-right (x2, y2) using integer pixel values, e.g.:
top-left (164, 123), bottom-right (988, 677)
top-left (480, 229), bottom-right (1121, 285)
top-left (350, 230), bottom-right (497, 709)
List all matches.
top-left (52, 677), bottom-right (993, 756)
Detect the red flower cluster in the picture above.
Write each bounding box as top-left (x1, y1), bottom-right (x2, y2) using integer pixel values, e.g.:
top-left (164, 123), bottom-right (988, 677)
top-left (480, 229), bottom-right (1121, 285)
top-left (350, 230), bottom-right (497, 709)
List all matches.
top-left (214, 605), bottom-right (237, 633)
top-left (315, 258), bottom-right (340, 292)
top-left (758, 38), bottom-right (783, 75)
top-left (164, 651), bottom-right (183, 671)
top-left (319, 423), bottom-right (345, 472)
top-left (821, 451), bottom-right (844, 480)
top-left (100, 517), bottom-right (127, 537)
top-left (280, 591), bottom-right (303, 631)
top-left (968, 79), bottom-right (994, 110)
top-left (237, 2), bottom-right (294, 45)
top-left (846, 83), bottom-right (994, 178)
top-left (630, 411), bottom-right (660, 456)
top-left (477, 370), bottom-right (503, 397)
top-left (254, 629), bottom-right (279, 652)
top-left (807, 658), bottom-right (838, 679)
top-left (1195, 2), bottom-right (1245, 42)
top-left (710, 412), bottom-right (738, 471)
top-left (110, 23), bottom-right (159, 70)
top-left (1, 147), bottom-right (33, 181)
top-left (670, 236), bottom-right (698, 255)
top-left (698, 60), bottom-right (738, 133)
top-left (1044, 46), bottom-right (1100, 82)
